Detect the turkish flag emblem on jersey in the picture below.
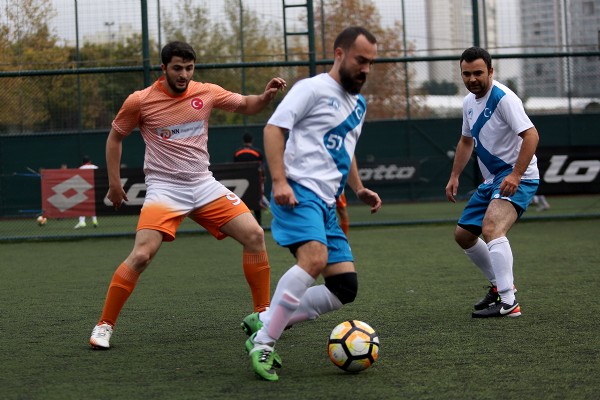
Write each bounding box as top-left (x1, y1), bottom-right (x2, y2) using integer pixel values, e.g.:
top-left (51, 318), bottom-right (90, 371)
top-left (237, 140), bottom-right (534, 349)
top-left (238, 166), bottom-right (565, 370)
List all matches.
top-left (41, 168), bottom-right (96, 218)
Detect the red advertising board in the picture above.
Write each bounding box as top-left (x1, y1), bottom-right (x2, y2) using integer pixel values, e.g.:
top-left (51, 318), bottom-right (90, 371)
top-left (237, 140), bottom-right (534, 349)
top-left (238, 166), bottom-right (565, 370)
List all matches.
top-left (41, 168), bottom-right (96, 218)
top-left (40, 163), bottom-right (261, 217)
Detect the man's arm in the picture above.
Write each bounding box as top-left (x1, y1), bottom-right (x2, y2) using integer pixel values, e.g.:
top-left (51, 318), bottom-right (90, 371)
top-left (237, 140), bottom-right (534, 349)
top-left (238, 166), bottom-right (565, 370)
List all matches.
top-left (105, 128), bottom-right (128, 209)
top-left (499, 126), bottom-right (540, 197)
top-left (445, 135), bottom-right (475, 203)
top-left (236, 77), bottom-right (287, 115)
top-left (263, 123), bottom-right (297, 207)
top-left (347, 157), bottom-right (382, 214)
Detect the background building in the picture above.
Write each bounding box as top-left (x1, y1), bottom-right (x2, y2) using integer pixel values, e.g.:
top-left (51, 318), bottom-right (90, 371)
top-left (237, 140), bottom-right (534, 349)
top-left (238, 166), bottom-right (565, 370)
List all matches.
top-left (522, 0), bottom-right (600, 97)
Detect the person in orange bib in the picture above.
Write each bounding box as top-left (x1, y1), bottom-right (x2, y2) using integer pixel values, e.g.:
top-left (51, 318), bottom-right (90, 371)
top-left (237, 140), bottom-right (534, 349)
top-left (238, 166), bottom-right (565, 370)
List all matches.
top-left (234, 132), bottom-right (269, 225)
top-left (89, 41), bottom-right (286, 350)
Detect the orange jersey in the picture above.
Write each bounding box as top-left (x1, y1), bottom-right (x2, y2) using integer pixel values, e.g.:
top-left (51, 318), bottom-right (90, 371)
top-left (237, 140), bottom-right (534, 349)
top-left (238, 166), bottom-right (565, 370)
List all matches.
top-left (112, 76), bottom-right (243, 186)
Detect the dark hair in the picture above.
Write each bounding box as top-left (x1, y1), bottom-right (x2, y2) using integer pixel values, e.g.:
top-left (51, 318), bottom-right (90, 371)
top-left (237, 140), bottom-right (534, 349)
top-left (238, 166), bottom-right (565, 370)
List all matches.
top-left (243, 132), bottom-right (253, 143)
top-left (460, 46), bottom-right (492, 70)
top-left (161, 41), bottom-right (196, 65)
top-left (333, 26), bottom-right (377, 52)
top-left (82, 155), bottom-right (90, 164)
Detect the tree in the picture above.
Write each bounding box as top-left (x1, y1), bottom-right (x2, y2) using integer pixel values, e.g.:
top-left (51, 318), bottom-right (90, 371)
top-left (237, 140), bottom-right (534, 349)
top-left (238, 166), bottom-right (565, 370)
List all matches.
top-left (0, 0), bottom-right (69, 133)
top-left (161, 0), bottom-right (284, 125)
top-left (304, 0), bottom-right (426, 119)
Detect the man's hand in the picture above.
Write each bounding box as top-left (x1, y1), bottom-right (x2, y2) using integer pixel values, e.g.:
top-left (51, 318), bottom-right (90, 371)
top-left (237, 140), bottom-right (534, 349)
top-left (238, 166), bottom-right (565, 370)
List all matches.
top-left (271, 180), bottom-right (298, 208)
top-left (499, 171), bottom-right (522, 197)
top-left (445, 177), bottom-right (459, 203)
top-left (356, 188), bottom-right (382, 214)
top-left (107, 185), bottom-right (128, 210)
top-left (262, 77), bottom-right (287, 102)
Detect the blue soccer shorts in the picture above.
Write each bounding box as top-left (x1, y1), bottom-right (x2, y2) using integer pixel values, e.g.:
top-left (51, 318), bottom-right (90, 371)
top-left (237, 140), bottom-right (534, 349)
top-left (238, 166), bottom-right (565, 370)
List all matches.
top-left (270, 180), bottom-right (353, 264)
top-left (458, 170), bottom-right (539, 229)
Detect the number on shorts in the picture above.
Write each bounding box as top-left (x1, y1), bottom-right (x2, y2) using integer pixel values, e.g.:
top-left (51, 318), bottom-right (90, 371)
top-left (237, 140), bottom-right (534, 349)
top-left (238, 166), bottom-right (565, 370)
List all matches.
top-left (226, 192), bottom-right (241, 205)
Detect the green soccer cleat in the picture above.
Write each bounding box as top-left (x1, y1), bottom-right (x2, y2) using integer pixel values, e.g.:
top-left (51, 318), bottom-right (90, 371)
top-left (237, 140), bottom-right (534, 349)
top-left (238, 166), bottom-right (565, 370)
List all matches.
top-left (246, 332), bottom-right (282, 369)
top-left (241, 312), bottom-right (263, 336)
top-left (246, 333), bottom-right (280, 381)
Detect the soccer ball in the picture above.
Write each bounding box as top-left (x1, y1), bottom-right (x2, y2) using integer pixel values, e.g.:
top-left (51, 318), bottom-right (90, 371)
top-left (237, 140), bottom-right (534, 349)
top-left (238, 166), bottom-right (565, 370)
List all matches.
top-left (36, 216), bottom-right (47, 226)
top-left (328, 320), bottom-right (379, 372)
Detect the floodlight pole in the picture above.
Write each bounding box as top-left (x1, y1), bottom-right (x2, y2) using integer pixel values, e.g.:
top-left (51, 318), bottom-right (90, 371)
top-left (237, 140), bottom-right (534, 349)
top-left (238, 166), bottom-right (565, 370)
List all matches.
top-left (141, 0), bottom-right (151, 87)
top-left (472, 0), bottom-right (480, 47)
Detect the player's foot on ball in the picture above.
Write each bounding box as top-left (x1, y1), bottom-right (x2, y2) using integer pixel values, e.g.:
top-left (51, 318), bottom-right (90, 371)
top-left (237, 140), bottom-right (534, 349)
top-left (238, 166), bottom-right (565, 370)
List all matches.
top-left (74, 222), bottom-right (87, 229)
top-left (472, 301), bottom-right (521, 318)
top-left (246, 333), bottom-right (279, 381)
top-left (241, 312), bottom-right (263, 336)
top-left (90, 322), bottom-right (113, 349)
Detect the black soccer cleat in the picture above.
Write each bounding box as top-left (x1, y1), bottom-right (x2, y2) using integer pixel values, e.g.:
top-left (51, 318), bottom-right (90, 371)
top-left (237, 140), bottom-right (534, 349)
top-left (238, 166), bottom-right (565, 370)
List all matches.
top-left (472, 301), bottom-right (521, 318)
top-left (473, 285), bottom-right (500, 310)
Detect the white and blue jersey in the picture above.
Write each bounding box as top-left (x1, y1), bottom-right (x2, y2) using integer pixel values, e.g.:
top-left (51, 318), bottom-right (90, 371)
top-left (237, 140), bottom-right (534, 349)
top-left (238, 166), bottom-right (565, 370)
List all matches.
top-left (267, 73), bottom-right (366, 206)
top-left (462, 80), bottom-right (539, 183)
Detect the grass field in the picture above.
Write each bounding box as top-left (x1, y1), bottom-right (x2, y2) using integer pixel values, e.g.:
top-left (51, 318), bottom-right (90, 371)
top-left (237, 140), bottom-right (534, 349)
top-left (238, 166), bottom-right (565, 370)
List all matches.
top-left (1, 200), bottom-right (599, 399)
top-left (2, 194), bottom-right (600, 241)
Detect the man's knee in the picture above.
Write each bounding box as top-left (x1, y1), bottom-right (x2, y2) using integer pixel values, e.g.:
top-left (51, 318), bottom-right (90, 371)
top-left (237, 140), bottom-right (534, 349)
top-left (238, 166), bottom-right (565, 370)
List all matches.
top-left (455, 224), bottom-right (480, 249)
top-left (325, 272), bottom-right (358, 304)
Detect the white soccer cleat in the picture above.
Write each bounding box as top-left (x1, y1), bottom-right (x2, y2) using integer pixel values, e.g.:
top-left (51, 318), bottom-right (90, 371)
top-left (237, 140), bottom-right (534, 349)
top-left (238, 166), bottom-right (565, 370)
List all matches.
top-left (90, 322), bottom-right (113, 349)
top-left (74, 221), bottom-right (87, 229)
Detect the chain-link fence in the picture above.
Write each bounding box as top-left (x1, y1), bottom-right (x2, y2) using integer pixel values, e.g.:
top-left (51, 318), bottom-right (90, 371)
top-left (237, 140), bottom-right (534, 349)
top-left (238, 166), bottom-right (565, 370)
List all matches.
top-left (2, 0), bottom-right (599, 135)
top-left (1, 0), bottom-right (600, 239)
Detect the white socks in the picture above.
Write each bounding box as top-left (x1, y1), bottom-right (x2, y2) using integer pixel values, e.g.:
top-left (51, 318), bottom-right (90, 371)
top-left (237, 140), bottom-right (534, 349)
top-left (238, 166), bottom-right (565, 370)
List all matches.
top-left (256, 265), bottom-right (314, 344)
top-left (465, 238), bottom-right (496, 285)
top-left (487, 236), bottom-right (515, 304)
top-left (286, 285), bottom-right (343, 326)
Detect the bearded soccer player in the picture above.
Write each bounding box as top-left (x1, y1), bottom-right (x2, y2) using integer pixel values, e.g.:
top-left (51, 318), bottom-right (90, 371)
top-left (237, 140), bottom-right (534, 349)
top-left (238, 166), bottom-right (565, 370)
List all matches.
top-left (241, 27), bottom-right (381, 381)
top-left (89, 41), bottom-right (286, 349)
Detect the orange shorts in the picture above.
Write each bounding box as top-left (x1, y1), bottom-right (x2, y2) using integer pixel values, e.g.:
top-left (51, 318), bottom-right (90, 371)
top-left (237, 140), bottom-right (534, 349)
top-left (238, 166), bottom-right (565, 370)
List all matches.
top-left (336, 192), bottom-right (347, 208)
top-left (137, 193), bottom-right (250, 242)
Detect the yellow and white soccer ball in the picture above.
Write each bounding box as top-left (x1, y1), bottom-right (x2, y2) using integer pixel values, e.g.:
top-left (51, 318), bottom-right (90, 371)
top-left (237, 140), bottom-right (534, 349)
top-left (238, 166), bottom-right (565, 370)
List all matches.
top-left (328, 320), bottom-right (379, 372)
top-left (36, 216), bottom-right (47, 226)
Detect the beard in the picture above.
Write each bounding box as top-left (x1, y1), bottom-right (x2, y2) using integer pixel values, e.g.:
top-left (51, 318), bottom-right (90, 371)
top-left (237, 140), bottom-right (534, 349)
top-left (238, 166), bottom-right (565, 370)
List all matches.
top-left (339, 64), bottom-right (366, 95)
top-left (166, 74), bottom-right (189, 94)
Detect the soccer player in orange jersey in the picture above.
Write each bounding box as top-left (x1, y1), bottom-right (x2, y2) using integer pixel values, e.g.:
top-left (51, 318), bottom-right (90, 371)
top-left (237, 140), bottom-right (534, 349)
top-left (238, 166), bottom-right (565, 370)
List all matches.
top-left (89, 41), bottom-right (286, 350)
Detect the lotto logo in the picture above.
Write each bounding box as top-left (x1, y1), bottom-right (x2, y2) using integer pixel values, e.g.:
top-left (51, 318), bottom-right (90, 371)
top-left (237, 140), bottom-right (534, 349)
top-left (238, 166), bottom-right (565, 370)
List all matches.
top-left (544, 155), bottom-right (600, 183)
top-left (41, 169), bottom-right (96, 218)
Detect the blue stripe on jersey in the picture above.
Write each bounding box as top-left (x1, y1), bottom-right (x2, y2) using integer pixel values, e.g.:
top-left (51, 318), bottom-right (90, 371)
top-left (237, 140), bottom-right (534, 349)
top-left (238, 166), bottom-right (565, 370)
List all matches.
top-left (471, 86), bottom-right (512, 176)
top-left (323, 95), bottom-right (366, 196)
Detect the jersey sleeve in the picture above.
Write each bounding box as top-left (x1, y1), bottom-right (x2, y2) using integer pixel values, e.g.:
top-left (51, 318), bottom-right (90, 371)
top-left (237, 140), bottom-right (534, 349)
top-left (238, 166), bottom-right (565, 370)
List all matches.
top-left (498, 93), bottom-right (534, 135)
top-left (111, 92), bottom-right (142, 136)
top-left (207, 83), bottom-right (243, 112)
top-left (267, 78), bottom-right (314, 131)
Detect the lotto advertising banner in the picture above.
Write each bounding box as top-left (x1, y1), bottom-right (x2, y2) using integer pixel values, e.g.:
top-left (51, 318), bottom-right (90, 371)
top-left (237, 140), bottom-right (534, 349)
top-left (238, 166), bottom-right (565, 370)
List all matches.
top-left (358, 161), bottom-right (421, 185)
top-left (41, 168), bottom-right (97, 218)
top-left (41, 162), bottom-right (261, 218)
top-left (536, 146), bottom-right (600, 194)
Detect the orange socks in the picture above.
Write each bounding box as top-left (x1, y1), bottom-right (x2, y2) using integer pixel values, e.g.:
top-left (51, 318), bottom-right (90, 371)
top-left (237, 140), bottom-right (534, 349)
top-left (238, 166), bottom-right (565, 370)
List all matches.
top-left (98, 263), bottom-right (140, 327)
top-left (97, 253), bottom-right (268, 325)
top-left (243, 251), bottom-right (271, 312)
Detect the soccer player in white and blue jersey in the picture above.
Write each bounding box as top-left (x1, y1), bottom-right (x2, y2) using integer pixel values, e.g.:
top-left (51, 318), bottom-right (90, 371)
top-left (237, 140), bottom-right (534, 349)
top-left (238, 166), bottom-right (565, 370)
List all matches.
top-left (242, 27), bottom-right (382, 381)
top-left (445, 47), bottom-right (540, 318)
